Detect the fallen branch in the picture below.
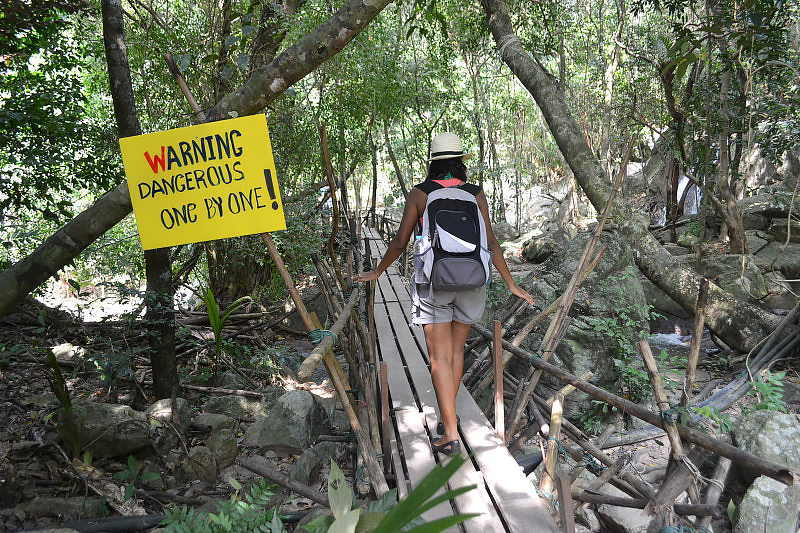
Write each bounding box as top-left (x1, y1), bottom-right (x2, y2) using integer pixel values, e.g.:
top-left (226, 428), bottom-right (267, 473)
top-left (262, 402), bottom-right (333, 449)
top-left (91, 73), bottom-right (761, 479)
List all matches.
top-left (19, 514), bottom-right (166, 532)
top-left (572, 492), bottom-right (723, 517)
top-left (237, 456), bottom-right (329, 506)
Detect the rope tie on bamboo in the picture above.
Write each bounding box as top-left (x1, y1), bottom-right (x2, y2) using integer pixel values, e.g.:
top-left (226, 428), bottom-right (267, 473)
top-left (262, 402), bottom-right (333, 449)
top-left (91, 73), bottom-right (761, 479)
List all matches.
top-left (496, 34), bottom-right (521, 58)
top-left (582, 452), bottom-right (605, 474)
top-left (547, 437), bottom-right (568, 464)
top-left (308, 328), bottom-right (337, 346)
top-left (534, 486), bottom-right (557, 506)
top-left (677, 453), bottom-right (724, 491)
top-left (660, 406), bottom-right (680, 424)
top-left (355, 455), bottom-right (384, 482)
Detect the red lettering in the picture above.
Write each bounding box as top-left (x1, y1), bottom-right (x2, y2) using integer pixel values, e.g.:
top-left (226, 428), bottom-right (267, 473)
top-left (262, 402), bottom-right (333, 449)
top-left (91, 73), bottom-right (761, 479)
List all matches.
top-left (144, 146), bottom-right (166, 174)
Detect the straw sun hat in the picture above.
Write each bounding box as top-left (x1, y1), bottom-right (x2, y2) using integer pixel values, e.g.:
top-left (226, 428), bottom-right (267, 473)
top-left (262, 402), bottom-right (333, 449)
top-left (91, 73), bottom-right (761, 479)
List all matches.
top-left (428, 132), bottom-right (473, 161)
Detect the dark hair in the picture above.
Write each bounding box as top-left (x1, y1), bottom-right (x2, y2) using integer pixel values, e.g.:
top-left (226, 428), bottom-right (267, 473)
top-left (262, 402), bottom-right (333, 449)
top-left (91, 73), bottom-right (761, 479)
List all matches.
top-left (425, 157), bottom-right (468, 182)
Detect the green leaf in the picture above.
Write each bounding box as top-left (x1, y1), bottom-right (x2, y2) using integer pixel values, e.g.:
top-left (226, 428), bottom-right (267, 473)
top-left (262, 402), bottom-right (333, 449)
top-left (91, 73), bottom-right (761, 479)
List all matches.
top-left (366, 488), bottom-right (397, 513)
top-left (141, 472), bottom-right (160, 482)
top-left (127, 454), bottom-right (137, 473)
top-left (355, 511), bottom-right (386, 532)
top-left (405, 513), bottom-right (480, 533)
top-left (123, 482), bottom-right (135, 500)
top-left (329, 509), bottom-right (361, 533)
top-left (375, 455), bottom-right (469, 532)
top-left (727, 499), bottom-right (736, 522)
top-left (328, 460), bottom-right (354, 519)
top-left (228, 477), bottom-right (242, 491)
top-left (302, 515), bottom-right (334, 533)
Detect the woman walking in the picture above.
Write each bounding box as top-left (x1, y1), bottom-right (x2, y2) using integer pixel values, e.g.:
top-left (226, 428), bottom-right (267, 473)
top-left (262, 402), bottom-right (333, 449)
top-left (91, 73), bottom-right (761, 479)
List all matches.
top-left (353, 132), bottom-right (534, 456)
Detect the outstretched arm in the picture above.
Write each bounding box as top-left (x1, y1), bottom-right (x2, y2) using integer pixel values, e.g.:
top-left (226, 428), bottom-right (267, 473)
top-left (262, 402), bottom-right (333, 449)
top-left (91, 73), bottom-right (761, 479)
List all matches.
top-left (353, 187), bottom-right (427, 283)
top-left (475, 191), bottom-right (535, 305)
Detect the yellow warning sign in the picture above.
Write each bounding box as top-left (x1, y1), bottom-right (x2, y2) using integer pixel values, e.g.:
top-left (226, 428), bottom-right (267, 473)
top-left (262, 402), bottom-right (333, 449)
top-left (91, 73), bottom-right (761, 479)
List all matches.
top-left (119, 114), bottom-right (285, 250)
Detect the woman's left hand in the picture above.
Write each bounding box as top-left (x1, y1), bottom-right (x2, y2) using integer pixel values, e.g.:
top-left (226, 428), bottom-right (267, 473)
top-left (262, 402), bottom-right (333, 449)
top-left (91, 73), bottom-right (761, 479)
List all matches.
top-left (509, 284), bottom-right (535, 306)
top-left (353, 271), bottom-right (380, 283)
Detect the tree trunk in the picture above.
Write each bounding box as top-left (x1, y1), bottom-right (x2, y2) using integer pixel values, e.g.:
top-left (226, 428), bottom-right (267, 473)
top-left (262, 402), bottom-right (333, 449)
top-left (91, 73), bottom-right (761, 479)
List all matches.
top-left (102, 0), bottom-right (177, 398)
top-left (370, 130), bottom-right (379, 225)
top-left (480, 0), bottom-right (785, 353)
top-left (716, 54), bottom-right (747, 254)
top-left (0, 0), bottom-right (393, 318)
top-left (206, 0), bottom-right (394, 121)
top-left (383, 122), bottom-right (409, 200)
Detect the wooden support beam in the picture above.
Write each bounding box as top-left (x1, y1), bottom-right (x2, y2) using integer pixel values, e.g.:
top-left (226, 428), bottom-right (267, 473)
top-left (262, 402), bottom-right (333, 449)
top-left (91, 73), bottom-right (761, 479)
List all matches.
top-left (572, 491), bottom-right (723, 517)
top-left (555, 472), bottom-right (576, 533)
top-left (639, 338), bottom-right (702, 511)
top-left (380, 363), bottom-right (391, 475)
top-left (493, 320), bottom-right (505, 444)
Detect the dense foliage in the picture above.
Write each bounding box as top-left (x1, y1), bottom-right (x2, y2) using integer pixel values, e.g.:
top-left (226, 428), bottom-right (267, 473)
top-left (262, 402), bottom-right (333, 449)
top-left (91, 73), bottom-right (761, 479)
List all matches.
top-left (0, 0), bottom-right (797, 300)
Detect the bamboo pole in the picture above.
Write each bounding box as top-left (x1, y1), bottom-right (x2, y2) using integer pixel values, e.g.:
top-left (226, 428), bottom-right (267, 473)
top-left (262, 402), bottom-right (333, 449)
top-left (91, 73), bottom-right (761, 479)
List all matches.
top-left (540, 393), bottom-right (564, 496)
top-left (505, 139), bottom-right (632, 440)
top-left (476, 245), bottom-right (606, 393)
top-left (573, 456), bottom-right (626, 508)
top-left (681, 279), bottom-right (709, 407)
top-left (572, 492), bottom-right (723, 517)
top-left (493, 320), bottom-right (505, 443)
top-left (297, 289), bottom-right (361, 381)
top-left (472, 323), bottom-right (795, 486)
top-left (697, 457), bottom-right (731, 529)
top-left (319, 125), bottom-right (345, 292)
top-left (639, 339), bottom-right (703, 511)
top-left (261, 233), bottom-right (315, 331)
top-left (547, 370), bottom-right (593, 407)
top-left (532, 394), bottom-right (655, 500)
top-left (639, 340), bottom-right (685, 460)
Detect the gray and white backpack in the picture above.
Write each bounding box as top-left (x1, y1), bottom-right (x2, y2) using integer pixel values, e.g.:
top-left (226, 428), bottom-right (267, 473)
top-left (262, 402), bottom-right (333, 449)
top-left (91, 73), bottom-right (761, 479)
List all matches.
top-left (414, 181), bottom-right (492, 291)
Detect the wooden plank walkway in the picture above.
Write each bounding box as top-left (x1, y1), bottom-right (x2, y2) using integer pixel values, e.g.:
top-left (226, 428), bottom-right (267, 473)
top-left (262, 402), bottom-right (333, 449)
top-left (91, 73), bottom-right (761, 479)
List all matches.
top-left (363, 228), bottom-right (557, 533)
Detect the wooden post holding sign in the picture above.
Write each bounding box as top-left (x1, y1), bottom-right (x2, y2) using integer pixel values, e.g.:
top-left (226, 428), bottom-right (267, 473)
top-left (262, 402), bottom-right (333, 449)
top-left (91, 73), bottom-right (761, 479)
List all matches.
top-left (119, 115), bottom-right (286, 249)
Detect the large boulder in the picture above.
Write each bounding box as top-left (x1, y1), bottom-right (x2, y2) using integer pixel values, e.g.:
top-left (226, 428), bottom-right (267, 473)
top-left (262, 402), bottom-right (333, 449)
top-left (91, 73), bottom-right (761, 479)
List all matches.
top-left (732, 411), bottom-right (800, 533)
top-left (182, 445), bottom-right (218, 482)
top-left (500, 231), bottom-right (650, 414)
top-left (521, 226), bottom-right (577, 264)
top-left (492, 222), bottom-right (520, 242)
top-left (146, 398), bottom-right (193, 451)
top-left (201, 386), bottom-right (283, 419)
top-left (206, 429), bottom-right (238, 471)
top-left (242, 390), bottom-right (329, 454)
top-left (753, 241), bottom-right (800, 279)
top-left (60, 401), bottom-right (150, 458)
top-left (735, 476), bottom-right (800, 533)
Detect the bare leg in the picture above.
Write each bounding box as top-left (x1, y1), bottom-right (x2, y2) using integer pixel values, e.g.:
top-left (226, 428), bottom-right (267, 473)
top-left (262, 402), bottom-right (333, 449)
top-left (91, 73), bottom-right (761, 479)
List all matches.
top-left (451, 321), bottom-right (472, 393)
top-left (424, 321), bottom-right (467, 446)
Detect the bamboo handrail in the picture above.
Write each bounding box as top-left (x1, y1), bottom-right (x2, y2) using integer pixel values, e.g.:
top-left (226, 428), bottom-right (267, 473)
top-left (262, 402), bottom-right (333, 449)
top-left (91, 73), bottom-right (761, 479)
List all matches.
top-left (471, 323), bottom-right (795, 486)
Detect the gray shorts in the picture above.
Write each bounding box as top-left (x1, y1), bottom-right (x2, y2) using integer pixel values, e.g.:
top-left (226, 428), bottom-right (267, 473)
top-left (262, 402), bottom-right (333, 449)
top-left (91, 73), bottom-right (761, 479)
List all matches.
top-left (411, 283), bottom-right (487, 325)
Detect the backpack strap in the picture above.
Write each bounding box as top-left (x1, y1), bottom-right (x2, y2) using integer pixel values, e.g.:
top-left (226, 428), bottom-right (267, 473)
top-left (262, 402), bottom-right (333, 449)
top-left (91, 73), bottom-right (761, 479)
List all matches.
top-left (460, 183), bottom-right (482, 196)
top-left (415, 181), bottom-right (445, 195)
